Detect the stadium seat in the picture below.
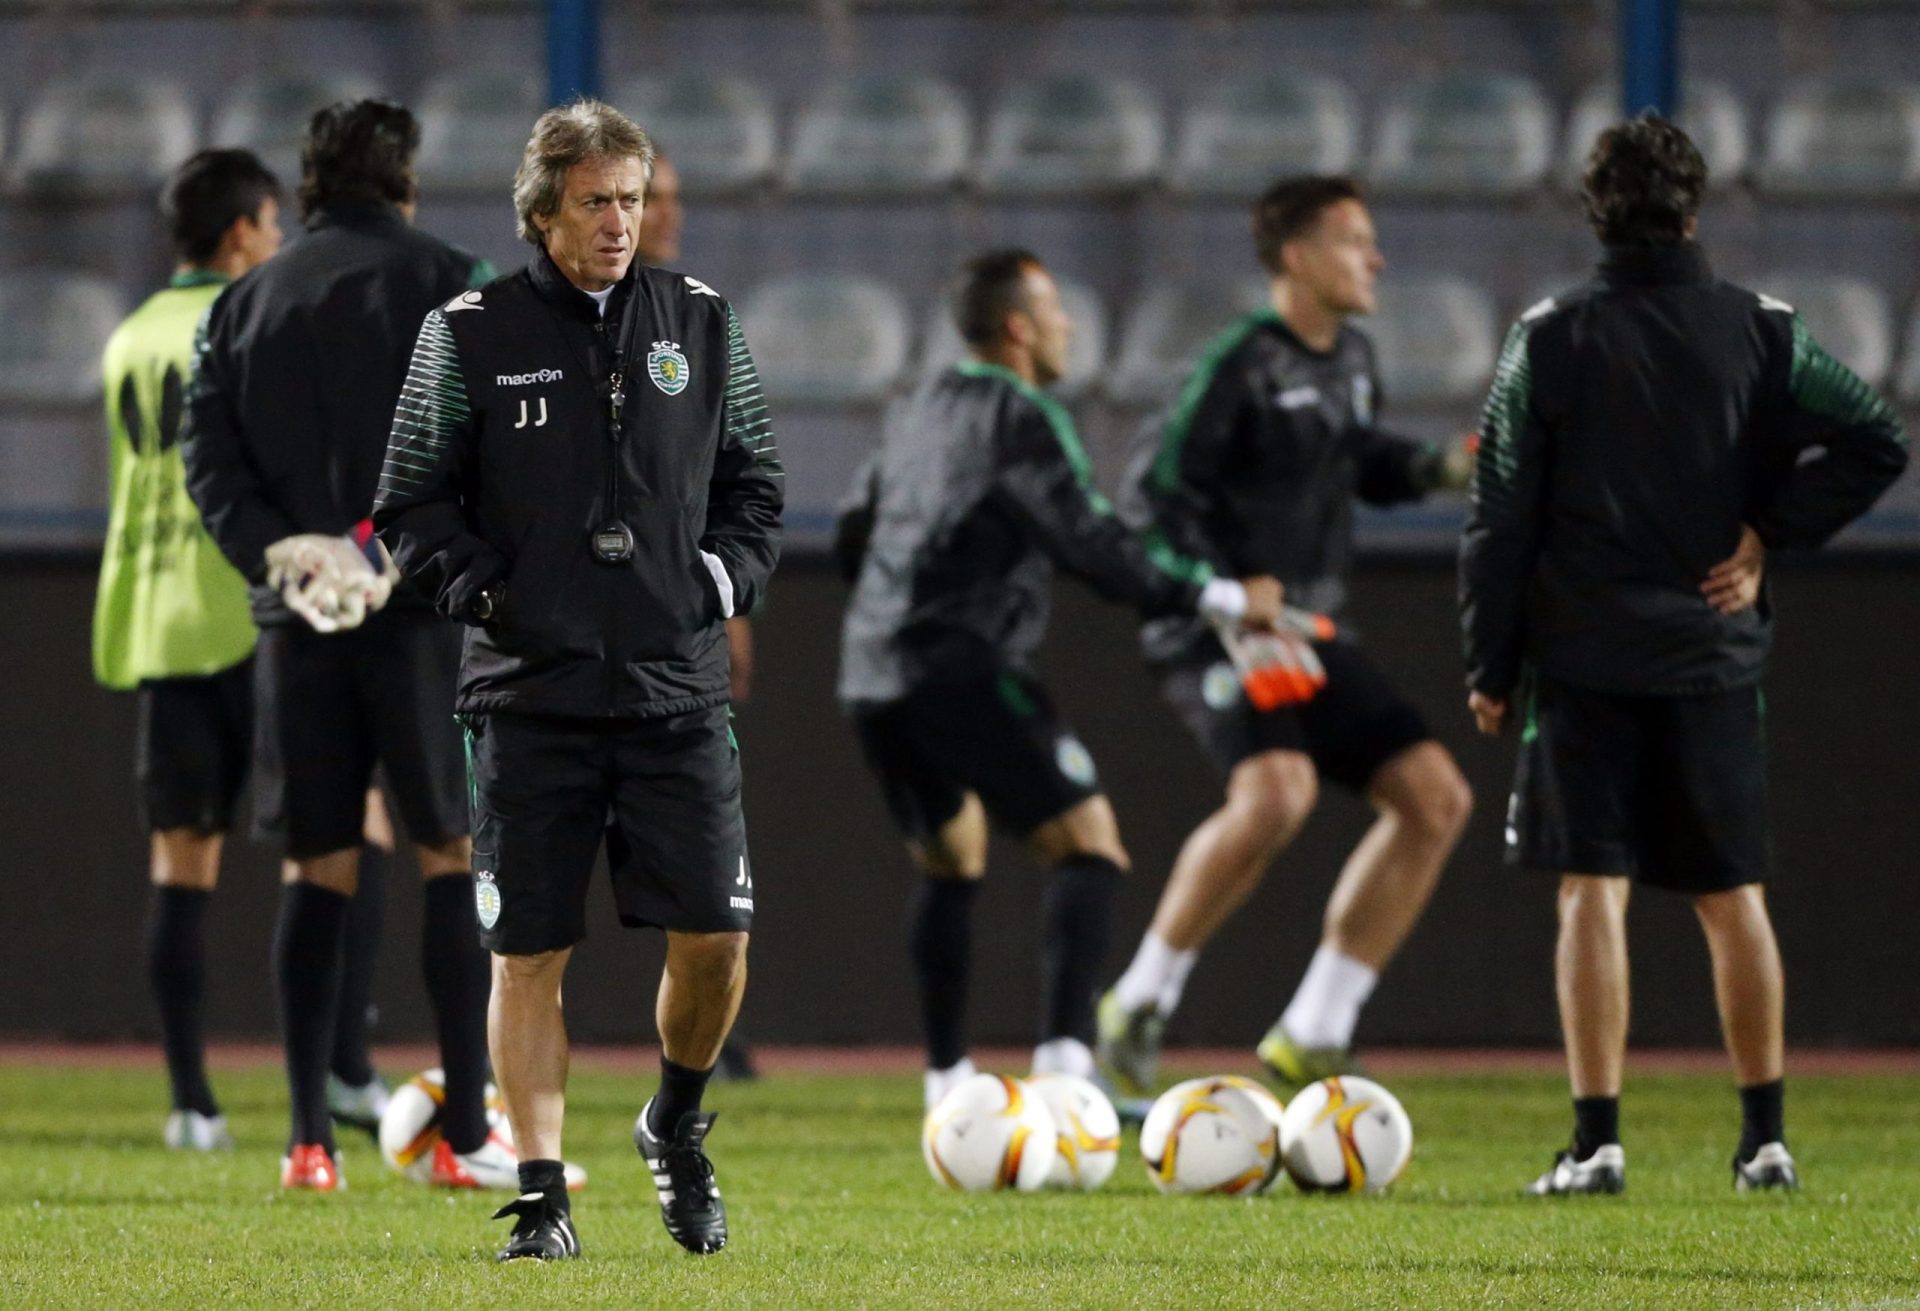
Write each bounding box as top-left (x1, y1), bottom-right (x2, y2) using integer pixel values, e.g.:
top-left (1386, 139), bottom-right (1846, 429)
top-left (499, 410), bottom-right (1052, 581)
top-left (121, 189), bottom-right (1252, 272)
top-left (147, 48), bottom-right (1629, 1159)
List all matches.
top-left (919, 277), bottom-right (1108, 401)
top-left (1369, 73), bottom-right (1554, 198)
top-left (0, 270), bottom-right (125, 406)
top-left (1172, 73), bottom-right (1360, 197)
top-left (1563, 81), bottom-right (1749, 189)
top-left (1107, 281), bottom-right (1270, 408)
top-left (738, 274), bottom-right (911, 405)
top-left (1366, 274), bottom-right (1500, 407)
top-left (612, 73), bottom-right (777, 195)
top-left (211, 73), bottom-right (383, 188)
top-left (785, 73), bottom-right (970, 196)
top-left (1898, 304), bottom-right (1920, 406)
top-left (415, 70), bottom-right (543, 194)
top-left (1757, 273), bottom-right (1895, 388)
top-left (977, 74), bottom-right (1162, 197)
top-left (1758, 80), bottom-right (1920, 197)
top-left (6, 76), bottom-right (196, 198)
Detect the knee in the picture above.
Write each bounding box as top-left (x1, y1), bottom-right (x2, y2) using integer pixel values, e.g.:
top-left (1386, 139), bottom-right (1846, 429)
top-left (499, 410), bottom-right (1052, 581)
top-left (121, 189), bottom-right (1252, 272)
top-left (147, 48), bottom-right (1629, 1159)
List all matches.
top-left (1228, 753), bottom-right (1318, 840)
top-left (1693, 883), bottom-right (1767, 930)
top-left (1406, 764), bottom-right (1473, 846)
top-left (674, 932), bottom-right (750, 983)
top-left (1558, 875), bottom-right (1627, 925)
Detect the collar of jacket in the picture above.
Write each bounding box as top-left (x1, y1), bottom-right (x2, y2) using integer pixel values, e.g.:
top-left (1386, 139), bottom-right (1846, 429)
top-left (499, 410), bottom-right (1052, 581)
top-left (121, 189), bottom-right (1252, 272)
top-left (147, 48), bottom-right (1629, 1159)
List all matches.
top-left (529, 245), bottom-right (637, 324)
top-left (1597, 242), bottom-right (1713, 288)
top-left (304, 198), bottom-right (408, 234)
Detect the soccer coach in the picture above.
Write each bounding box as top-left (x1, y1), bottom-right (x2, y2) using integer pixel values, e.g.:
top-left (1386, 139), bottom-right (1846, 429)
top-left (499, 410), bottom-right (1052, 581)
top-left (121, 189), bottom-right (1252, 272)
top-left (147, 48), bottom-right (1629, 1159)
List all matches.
top-left (373, 101), bottom-right (781, 1260)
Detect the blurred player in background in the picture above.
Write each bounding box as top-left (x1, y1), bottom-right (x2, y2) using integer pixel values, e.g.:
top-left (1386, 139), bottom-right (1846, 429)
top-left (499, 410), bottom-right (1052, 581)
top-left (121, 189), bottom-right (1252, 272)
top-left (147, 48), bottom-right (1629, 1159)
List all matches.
top-left (1461, 115), bottom-right (1906, 1195)
top-left (183, 102), bottom-right (504, 1191)
top-left (92, 148), bottom-right (394, 1152)
top-left (1099, 177), bottom-right (1474, 1094)
top-left (377, 101), bottom-right (781, 1260)
top-left (636, 142), bottom-right (757, 1084)
top-left (838, 249), bottom-right (1282, 1108)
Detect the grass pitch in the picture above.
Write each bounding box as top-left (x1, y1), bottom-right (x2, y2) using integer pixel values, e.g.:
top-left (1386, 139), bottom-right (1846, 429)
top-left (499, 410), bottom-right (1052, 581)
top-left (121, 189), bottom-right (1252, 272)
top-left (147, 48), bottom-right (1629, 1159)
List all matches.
top-left (3, 1061), bottom-right (1917, 1309)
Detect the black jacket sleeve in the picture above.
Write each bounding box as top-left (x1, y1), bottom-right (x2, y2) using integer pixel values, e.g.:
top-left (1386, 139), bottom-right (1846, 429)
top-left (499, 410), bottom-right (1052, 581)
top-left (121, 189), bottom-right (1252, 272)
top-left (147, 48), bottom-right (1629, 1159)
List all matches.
top-left (700, 305), bottom-right (784, 617)
top-left (181, 293), bottom-right (304, 583)
top-left (372, 308), bottom-right (506, 621)
top-left (1750, 313), bottom-right (1908, 550)
top-left (1459, 319), bottom-right (1552, 699)
top-left (1136, 346), bottom-right (1251, 570)
top-left (994, 391), bottom-right (1209, 617)
top-left (1355, 427), bottom-right (1446, 506)
top-left (832, 454), bottom-right (879, 584)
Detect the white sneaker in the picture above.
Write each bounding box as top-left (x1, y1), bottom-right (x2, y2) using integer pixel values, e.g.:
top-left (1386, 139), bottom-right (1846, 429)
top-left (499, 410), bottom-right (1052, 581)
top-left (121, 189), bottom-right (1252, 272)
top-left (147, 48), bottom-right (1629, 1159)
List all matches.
top-left (1527, 1143), bottom-right (1625, 1195)
top-left (924, 1057), bottom-right (977, 1110)
top-left (430, 1131), bottom-right (586, 1191)
top-left (1733, 1142), bottom-right (1800, 1192)
top-left (164, 1110), bottom-right (233, 1152)
top-left (326, 1074), bottom-right (391, 1137)
top-left (1030, 1037), bottom-right (1096, 1080)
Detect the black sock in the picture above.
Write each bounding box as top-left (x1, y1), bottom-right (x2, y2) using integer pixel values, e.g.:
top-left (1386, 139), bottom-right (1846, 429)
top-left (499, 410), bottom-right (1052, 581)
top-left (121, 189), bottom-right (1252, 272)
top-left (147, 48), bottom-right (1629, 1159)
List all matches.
top-left (147, 886), bottom-right (219, 1117)
top-left (330, 843), bottom-right (387, 1089)
top-left (422, 874), bottom-right (492, 1154)
top-left (1572, 1095), bottom-right (1620, 1158)
top-left (1040, 855), bottom-right (1123, 1045)
top-left (908, 878), bottom-right (979, 1070)
top-left (518, 1158), bottom-right (570, 1211)
top-left (1738, 1079), bottom-right (1785, 1159)
top-left (648, 1055), bottom-right (714, 1137)
top-left (274, 881), bottom-right (351, 1150)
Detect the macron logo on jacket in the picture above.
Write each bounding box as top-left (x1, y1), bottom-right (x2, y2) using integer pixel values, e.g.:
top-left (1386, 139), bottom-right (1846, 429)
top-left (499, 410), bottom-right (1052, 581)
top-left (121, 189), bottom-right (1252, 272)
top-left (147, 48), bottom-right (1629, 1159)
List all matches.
top-left (497, 369), bottom-right (564, 386)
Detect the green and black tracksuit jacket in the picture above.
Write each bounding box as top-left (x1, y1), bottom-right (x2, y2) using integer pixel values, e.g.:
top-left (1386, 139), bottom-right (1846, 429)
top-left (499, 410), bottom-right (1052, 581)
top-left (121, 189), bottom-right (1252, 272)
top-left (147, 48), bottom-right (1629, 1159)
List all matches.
top-left (372, 251), bottom-right (783, 720)
top-left (1459, 242), bottom-right (1908, 702)
top-left (1123, 308), bottom-right (1447, 665)
top-left (837, 360), bottom-right (1210, 705)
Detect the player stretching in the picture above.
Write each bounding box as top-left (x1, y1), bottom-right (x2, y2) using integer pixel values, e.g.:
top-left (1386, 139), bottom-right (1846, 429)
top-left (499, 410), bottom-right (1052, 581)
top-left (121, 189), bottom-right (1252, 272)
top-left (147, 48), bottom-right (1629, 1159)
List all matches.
top-left (1099, 176), bottom-right (1474, 1092)
top-left (1461, 115), bottom-right (1906, 1195)
top-left (183, 102), bottom-right (508, 1191)
top-left (838, 249), bottom-right (1280, 1108)
top-left (93, 148), bottom-right (392, 1151)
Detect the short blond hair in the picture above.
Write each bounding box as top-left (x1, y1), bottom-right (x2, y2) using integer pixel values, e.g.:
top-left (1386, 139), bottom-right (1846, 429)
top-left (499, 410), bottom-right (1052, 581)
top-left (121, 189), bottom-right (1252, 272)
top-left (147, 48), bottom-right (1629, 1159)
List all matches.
top-left (512, 99), bottom-right (654, 246)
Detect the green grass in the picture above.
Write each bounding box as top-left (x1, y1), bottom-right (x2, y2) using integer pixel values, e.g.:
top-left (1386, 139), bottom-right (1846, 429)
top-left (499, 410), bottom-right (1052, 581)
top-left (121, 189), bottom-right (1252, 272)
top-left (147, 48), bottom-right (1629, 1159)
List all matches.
top-left (3, 1063), bottom-right (1917, 1309)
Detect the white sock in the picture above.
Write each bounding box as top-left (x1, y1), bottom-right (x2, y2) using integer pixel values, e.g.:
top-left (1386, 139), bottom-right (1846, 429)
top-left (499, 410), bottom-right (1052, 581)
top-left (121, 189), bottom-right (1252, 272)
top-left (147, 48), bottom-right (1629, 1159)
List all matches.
top-left (1030, 1037), bottom-right (1095, 1079)
top-left (924, 1057), bottom-right (976, 1110)
top-left (1278, 946), bottom-right (1378, 1049)
top-left (1112, 931), bottom-right (1199, 1018)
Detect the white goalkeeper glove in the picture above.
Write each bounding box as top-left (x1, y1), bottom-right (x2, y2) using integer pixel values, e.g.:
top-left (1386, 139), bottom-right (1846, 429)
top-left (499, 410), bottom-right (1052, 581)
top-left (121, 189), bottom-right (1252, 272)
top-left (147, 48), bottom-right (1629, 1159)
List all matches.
top-left (263, 533), bottom-right (396, 633)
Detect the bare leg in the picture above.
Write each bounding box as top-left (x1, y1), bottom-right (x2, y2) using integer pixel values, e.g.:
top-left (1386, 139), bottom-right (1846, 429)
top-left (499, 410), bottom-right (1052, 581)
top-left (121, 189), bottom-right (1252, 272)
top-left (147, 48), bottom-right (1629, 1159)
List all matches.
top-left (1149, 750), bottom-right (1318, 952)
top-left (658, 932), bottom-right (750, 1070)
top-left (1557, 875), bottom-right (1631, 1098)
top-left (490, 947), bottom-right (572, 1163)
top-left (1322, 741), bottom-right (1472, 968)
top-left (153, 830), bottom-right (222, 891)
top-left (1694, 884), bottom-right (1784, 1087)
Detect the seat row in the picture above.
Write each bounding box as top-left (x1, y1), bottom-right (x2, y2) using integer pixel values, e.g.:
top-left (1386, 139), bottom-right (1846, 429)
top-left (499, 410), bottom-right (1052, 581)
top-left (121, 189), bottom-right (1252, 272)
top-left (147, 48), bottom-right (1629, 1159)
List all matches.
top-left (4, 69), bottom-right (1920, 201)
top-left (5, 266), bottom-right (1917, 411)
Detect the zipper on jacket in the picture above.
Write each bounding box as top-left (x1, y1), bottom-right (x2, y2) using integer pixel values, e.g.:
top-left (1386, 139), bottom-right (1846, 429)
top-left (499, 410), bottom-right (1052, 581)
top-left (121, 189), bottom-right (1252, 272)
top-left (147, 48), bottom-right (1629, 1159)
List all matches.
top-left (598, 317), bottom-right (623, 717)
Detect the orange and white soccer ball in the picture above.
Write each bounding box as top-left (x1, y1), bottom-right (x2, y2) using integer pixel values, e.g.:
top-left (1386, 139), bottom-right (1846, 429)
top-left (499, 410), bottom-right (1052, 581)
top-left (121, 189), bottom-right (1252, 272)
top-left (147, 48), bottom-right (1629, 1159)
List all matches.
top-left (377, 1068), bottom-right (510, 1182)
top-left (1026, 1073), bottom-right (1122, 1190)
top-left (922, 1072), bottom-right (1058, 1192)
top-left (1139, 1075), bottom-right (1285, 1195)
top-left (1278, 1075), bottom-right (1413, 1194)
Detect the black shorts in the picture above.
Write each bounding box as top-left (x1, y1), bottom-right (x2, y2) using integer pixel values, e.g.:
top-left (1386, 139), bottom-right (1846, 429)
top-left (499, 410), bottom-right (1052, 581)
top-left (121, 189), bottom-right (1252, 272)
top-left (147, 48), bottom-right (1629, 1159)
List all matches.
top-left (252, 609), bottom-right (467, 859)
top-left (1507, 677), bottom-right (1768, 894)
top-left (1161, 637), bottom-right (1432, 792)
top-left (850, 671), bottom-right (1101, 842)
top-left (466, 705), bottom-right (751, 954)
top-left (136, 658), bottom-right (254, 833)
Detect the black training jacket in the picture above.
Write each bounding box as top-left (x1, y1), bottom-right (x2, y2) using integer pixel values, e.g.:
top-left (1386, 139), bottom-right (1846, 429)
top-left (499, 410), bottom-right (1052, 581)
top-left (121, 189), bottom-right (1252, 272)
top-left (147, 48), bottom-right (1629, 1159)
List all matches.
top-left (372, 250), bottom-right (782, 720)
top-left (838, 361), bottom-right (1208, 705)
top-left (183, 200), bottom-right (490, 623)
top-left (1124, 308), bottom-right (1445, 663)
top-left (1460, 243), bottom-right (1908, 700)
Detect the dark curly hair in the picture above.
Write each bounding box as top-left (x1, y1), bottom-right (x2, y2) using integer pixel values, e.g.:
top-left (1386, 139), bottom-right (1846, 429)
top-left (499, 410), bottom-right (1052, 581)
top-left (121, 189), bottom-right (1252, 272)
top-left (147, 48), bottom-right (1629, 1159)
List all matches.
top-left (1252, 175), bottom-right (1364, 275)
top-left (1581, 113), bottom-right (1706, 246)
top-left (298, 99), bottom-right (420, 220)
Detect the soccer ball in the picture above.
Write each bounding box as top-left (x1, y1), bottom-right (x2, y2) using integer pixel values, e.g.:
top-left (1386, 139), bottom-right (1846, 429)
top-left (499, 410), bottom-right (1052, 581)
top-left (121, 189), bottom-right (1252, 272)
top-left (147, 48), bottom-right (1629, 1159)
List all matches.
top-left (1139, 1075), bottom-right (1285, 1195)
top-left (377, 1068), bottom-right (511, 1182)
top-left (1025, 1074), bottom-right (1122, 1190)
top-left (1278, 1075), bottom-right (1413, 1194)
top-left (922, 1072), bottom-right (1058, 1192)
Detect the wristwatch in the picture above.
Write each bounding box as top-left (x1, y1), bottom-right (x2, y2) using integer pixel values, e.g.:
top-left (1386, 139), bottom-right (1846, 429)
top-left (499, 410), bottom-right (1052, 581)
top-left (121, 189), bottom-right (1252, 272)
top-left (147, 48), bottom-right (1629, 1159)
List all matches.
top-left (472, 583), bottom-right (505, 623)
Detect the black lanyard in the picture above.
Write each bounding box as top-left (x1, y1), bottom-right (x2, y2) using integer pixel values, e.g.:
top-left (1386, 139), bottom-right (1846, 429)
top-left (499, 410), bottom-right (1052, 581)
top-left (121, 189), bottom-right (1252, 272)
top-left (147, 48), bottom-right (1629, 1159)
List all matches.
top-left (537, 277), bottom-right (644, 563)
